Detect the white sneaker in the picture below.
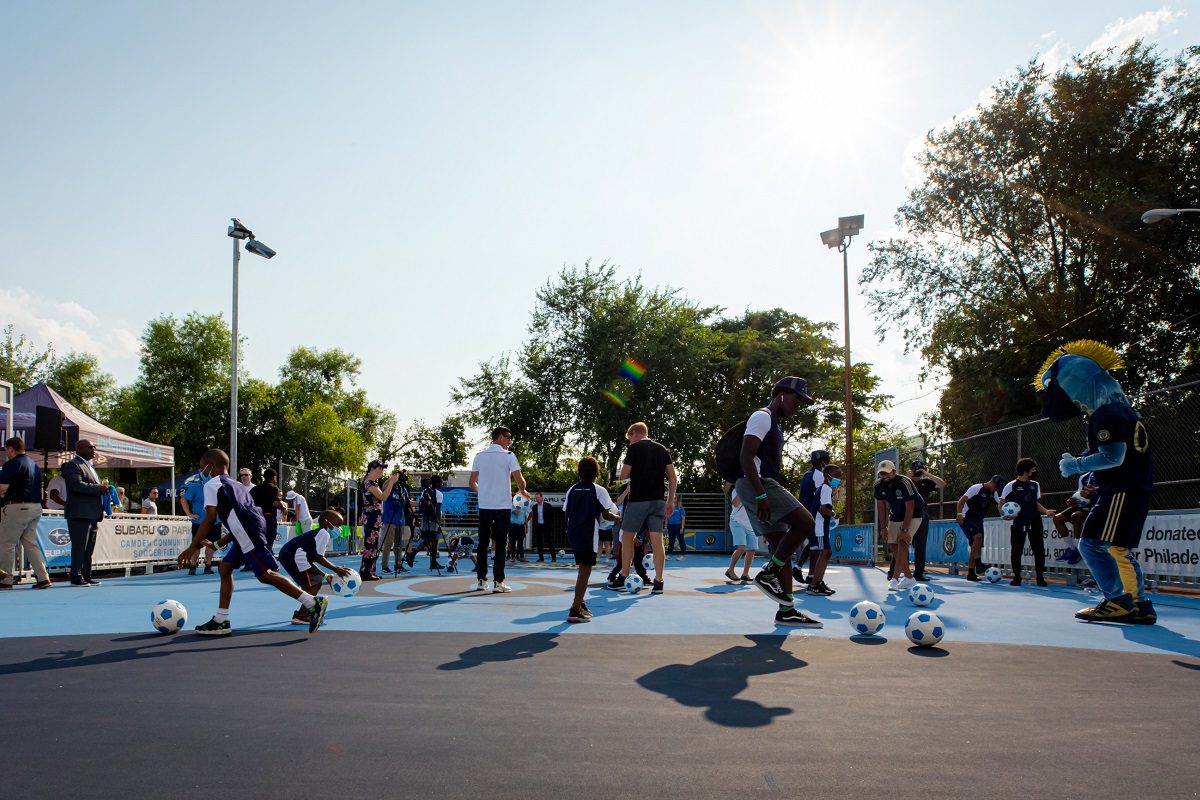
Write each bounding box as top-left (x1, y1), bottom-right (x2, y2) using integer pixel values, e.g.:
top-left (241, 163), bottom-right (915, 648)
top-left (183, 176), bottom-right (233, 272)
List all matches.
top-left (888, 578), bottom-right (900, 591)
top-left (898, 576), bottom-right (917, 589)
top-left (475, 580), bottom-right (488, 591)
top-left (492, 581), bottom-right (513, 593)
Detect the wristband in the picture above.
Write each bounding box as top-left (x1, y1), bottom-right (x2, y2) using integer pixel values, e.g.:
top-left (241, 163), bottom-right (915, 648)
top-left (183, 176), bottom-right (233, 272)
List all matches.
top-left (755, 492), bottom-right (768, 501)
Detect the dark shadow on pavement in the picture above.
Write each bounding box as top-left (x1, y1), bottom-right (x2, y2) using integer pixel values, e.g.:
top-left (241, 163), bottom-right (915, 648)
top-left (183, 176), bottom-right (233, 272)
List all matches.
top-left (0, 634), bottom-right (306, 676)
top-left (1120, 624), bottom-right (1200, 658)
top-left (849, 635), bottom-right (888, 645)
top-left (437, 633), bottom-right (560, 671)
top-left (1171, 659), bottom-right (1200, 671)
top-left (636, 634), bottom-right (807, 728)
top-left (907, 645), bottom-right (949, 657)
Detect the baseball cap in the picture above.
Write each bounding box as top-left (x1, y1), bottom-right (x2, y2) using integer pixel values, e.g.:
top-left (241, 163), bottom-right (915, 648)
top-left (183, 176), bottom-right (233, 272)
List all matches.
top-left (989, 474), bottom-right (1005, 488)
top-left (910, 459), bottom-right (927, 471)
top-left (285, 490), bottom-right (297, 500)
top-left (772, 376), bottom-right (815, 405)
top-left (810, 449), bottom-right (830, 465)
top-left (367, 459), bottom-right (386, 471)
top-left (877, 460), bottom-right (897, 475)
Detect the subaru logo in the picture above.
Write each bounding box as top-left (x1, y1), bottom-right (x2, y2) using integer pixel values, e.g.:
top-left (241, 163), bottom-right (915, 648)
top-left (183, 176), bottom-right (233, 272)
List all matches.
top-left (157, 525), bottom-right (170, 536)
top-left (48, 528), bottom-right (70, 546)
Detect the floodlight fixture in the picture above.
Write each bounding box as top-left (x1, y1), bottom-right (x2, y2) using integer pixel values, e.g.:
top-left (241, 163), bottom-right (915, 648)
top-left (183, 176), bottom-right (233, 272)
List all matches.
top-left (1141, 208), bottom-right (1200, 224)
top-left (820, 228), bottom-right (841, 249)
top-left (227, 217), bottom-right (254, 239)
top-left (838, 214), bottom-right (865, 237)
top-left (244, 238), bottom-right (277, 259)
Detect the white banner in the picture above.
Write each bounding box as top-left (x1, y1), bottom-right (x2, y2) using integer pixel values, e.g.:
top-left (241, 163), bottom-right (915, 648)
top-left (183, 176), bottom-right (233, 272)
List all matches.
top-left (981, 509), bottom-right (1200, 578)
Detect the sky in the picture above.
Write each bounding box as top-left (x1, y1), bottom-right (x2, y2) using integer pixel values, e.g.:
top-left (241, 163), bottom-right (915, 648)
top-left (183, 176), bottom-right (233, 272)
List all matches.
top-left (1, 1), bottom-right (1196, 451)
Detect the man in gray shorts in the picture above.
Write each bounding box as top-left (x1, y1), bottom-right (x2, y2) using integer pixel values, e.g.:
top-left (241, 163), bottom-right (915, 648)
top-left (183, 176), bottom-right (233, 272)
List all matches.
top-left (608, 421), bottom-right (677, 594)
top-left (734, 377), bottom-right (822, 627)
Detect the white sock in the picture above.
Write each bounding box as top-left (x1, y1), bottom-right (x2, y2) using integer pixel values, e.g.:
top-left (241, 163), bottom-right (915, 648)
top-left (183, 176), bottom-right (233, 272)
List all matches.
top-left (299, 592), bottom-right (316, 609)
top-left (214, 608), bottom-right (229, 622)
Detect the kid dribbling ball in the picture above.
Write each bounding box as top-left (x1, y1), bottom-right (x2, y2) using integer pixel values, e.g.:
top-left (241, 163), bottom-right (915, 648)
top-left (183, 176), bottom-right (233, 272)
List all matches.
top-left (329, 569), bottom-right (361, 597)
top-left (905, 611), bottom-right (945, 647)
top-left (151, 599), bottom-right (188, 634)
top-left (848, 600), bottom-right (885, 635)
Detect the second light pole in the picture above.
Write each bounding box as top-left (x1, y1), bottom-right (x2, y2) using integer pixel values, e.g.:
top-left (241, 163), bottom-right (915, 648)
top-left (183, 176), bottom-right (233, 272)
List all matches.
top-left (820, 214), bottom-right (864, 523)
top-left (226, 218), bottom-right (277, 471)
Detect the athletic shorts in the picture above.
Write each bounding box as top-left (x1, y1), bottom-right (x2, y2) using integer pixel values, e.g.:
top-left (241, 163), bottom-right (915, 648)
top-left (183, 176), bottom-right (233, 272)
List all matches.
top-left (191, 521), bottom-right (222, 544)
top-left (222, 542), bottom-right (279, 578)
top-left (960, 517), bottom-right (984, 539)
top-left (284, 564), bottom-right (323, 589)
top-left (598, 529), bottom-right (614, 543)
top-left (622, 500), bottom-right (665, 535)
top-left (1080, 490), bottom-right (1151, 549)
top-left (733, 478), bottom-right (803, 536)
top-left (572, 548), bottom-right (597, 566)
top-left (808, 517), bottom-right (831, 552)
top-left (729, 519), bottom-right (756, 550)
top-left (887, 520), bottom-right (910, 545)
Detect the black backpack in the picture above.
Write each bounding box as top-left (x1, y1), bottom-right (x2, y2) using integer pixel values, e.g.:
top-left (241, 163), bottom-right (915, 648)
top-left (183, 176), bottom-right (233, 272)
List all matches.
top-left (714, 407), bottom-right (771, 483)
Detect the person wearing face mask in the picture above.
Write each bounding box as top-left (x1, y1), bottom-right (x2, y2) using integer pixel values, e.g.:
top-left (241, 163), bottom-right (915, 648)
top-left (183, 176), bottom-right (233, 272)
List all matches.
top-left (804, 464), bottom-right (842, 596)
top-left (907, 459), bottom-right (946, 582)
top-left (1000, 458), bottom-right (1057, 587)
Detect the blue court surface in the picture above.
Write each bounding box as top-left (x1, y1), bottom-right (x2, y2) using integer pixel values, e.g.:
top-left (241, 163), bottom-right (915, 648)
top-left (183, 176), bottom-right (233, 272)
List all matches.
top-left (3, 554), bottom-right (1198, 657)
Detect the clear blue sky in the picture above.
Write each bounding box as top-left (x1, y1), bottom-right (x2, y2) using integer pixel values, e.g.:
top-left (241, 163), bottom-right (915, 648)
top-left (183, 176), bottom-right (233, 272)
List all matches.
top-left (2, 1), bottom-right (1195, 447)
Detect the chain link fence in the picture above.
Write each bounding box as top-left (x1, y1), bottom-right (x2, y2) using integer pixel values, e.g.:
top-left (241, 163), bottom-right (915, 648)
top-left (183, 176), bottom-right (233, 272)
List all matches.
top-left (278, 462), bottom-right (359, 553)
top-left (911, 375), bottom-right (1200, 519)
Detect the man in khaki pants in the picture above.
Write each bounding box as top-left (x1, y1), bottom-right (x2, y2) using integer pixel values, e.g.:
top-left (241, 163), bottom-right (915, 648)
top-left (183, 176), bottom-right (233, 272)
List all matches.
top-left (0, 437), bottom-right (52, 590)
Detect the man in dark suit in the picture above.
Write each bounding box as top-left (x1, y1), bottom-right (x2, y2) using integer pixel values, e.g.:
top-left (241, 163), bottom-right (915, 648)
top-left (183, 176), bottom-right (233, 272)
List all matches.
top-left (63, 439), bottom-right (104, 586)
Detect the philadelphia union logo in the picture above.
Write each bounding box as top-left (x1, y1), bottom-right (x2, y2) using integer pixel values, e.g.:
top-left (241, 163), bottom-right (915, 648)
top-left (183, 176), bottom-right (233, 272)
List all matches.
top-left (942, 530), bottom-right (957, 556)
top-left (834, 533), bottom-right (843, 552)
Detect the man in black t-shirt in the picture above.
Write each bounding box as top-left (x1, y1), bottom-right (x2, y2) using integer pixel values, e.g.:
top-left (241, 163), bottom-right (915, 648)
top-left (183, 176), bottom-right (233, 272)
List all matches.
top-left (249, 468), bottom-right (287, 548)
top-left (610, 421), bottom-right (677, 595)
top-left (874, 461), bottom-right (923, 591)
top-left (906, 459), bottom-right (945, 582)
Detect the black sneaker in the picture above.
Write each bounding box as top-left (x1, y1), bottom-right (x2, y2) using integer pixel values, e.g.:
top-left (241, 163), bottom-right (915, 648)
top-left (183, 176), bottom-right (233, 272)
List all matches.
top-left (406, 551), bottom-right (417, 568)
top-left (203, 566), bottom-right (214, 575)
top-left (430, 561), bottom-right (444, 571)
top-left (775, 607), bottom-right (823, 628)
top-left (196, 617), bottom-right (232, 636)
top-left (791, 565), bottom-right (806, 584)
top-left (396, 563), bottom-right (409, 573)
top-left (604, 577), bottom-right (626, 592)
top-left (966, 573), bottom-right (981, 582)
top-left (651, 580), bottom-right (664, 594)
top-left (580, 602), bottom-right (593, 619)
top-left (188, 567), bottom-right (197, 576)
top-left (1132, 599), bottom-right (1157, 625)
top-left (753, 571), bottom-right (792, 605)
top-left (308, 596), bottom-right (328, 633)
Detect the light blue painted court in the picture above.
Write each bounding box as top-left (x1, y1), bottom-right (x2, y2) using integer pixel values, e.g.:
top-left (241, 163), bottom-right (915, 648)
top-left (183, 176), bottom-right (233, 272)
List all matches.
top-left (2, 555), bottom-right (1198, 658)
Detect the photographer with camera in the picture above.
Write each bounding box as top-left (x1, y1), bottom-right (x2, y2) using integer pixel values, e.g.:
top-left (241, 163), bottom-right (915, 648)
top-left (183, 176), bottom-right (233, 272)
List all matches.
top-left (358, 459), bottom-right (403, 581)
top-left (380, 467), bottom-right (415, 573)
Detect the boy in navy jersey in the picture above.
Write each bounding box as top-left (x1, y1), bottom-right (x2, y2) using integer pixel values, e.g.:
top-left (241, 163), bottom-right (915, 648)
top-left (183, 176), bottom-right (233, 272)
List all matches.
top-left (279, 509), bottom-right (353, 625)
top-left (1000, 458), bottom-right (1056, 586)
top-left (563, 457), bottom-right (619, 624)
top-left (177, 449), bottom-right (328, 635)
top-left (956, 475), bottom-right (1004, 581)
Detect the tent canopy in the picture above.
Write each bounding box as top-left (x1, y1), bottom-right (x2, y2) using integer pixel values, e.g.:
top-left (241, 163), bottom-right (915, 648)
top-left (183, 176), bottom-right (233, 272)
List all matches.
top-left (4, 382), bottom-right (175, 469)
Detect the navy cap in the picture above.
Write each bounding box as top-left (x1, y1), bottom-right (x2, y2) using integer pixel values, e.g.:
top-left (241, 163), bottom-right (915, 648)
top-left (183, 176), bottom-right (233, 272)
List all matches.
top-left (910, 459), bottom-right (926, 471)
top-left (989, 474), bottom-right (1005, 487)
top-left (772, 376), bottom-right (815, 405)
top-left (810, 449), bottom-right (830, 464)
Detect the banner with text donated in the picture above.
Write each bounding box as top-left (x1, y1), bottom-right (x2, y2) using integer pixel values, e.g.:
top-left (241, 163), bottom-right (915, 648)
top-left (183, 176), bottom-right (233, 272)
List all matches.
top-left (978, 509), bottom-right (1200, 578)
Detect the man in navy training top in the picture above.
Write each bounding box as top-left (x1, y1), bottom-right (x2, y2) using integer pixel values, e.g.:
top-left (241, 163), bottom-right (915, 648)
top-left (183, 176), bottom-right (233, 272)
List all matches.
top-left (907, 459), bottom-right (945, 581)
top-left (735, 376), bottom-right (822, 628)
top-left (177, 449), bottom-right (328, 635)
top-left (279, 509), bottom-right (352, 625)
top-left (0, 436), bottom-right (51, 590)
top-left (563, 456), bottom-right (619, 624)
top-left (956, 475), bottom-right (1005, 582)
top-left (1000, 458), bottom-right (1056, 586)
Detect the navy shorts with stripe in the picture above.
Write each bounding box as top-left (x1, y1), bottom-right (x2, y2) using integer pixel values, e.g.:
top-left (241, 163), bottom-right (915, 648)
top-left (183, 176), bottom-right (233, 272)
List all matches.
top-left (961, 517), bottom-right (984, 539)
top-left (222, 541), bottom-right (280, 578)
top-left (1080, 490), bottom-right (1151, 549)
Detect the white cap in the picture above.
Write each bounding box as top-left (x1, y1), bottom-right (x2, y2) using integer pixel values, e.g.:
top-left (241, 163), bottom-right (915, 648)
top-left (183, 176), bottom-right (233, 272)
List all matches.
top-left (877, 460), bottom-right (897, 475)
top-left (285, 490), bottom-right (297, 500)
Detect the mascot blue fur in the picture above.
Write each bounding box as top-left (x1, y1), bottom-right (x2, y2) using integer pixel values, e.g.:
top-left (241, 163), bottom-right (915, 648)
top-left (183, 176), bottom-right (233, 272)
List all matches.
top-left (1036, 341), bottom-right (1156, 625)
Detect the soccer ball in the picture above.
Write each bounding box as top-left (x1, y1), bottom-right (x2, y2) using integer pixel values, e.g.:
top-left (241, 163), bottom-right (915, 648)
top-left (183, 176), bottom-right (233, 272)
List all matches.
top-left (642, 553), bottom-right (654, 571)
top-left (151, 599), bottom-right (187, 634)
top-left (512, 494), bottom-right (532, 512)
top-left (905, 611), bottom-right (945, 647)
top-left (984, 566), bottom-right (1003, 583)
top-left (909, 583), bottom-right (935, 606)
top-left (557, 550), bottom-right (566, 558)
top-left (599, 516), bottom-right (614, 531)
top-left (1001, 501), bottom-right (1020, 518)
top-left (848, 600), bottom-right (885, 636)
top-left (624, 574), bottom-right (644, 594)
top-left (329, 569), bottom-right (361, 597)
top-left (828, 517), bottom-right (839, 530)
top-left (1071, 491), bottom-right (1091, 508)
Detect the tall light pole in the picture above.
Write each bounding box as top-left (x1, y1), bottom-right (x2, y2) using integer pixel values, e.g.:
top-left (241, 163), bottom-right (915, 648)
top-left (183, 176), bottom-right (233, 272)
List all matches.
top-left (820, 214), bottom-right (864, 523)
top-left (226, 218), bottom-right (276, 471)
top-left (1141, 207), bottom-right (1200, 224)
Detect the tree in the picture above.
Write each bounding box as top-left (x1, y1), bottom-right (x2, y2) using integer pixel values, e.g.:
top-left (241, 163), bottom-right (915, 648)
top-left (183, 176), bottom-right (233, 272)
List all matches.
top-left (863, 43), bottom-right (1200, 435)
top-left (0, 324), bottom-right (56, 394)
top-left (391, 414), bottom-right (469, 473)
top-left (45, 352), bottom-right (116, 420)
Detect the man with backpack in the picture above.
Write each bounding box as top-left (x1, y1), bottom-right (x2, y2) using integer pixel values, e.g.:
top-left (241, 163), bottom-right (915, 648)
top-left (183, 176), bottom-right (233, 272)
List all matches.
top-left (716, 376), bottom-right (823, 627)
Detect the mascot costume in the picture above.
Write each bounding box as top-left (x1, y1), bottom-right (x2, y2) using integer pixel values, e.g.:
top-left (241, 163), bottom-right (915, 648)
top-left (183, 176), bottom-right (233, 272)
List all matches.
top-left (1035, 341), bottom-right (1156, 625)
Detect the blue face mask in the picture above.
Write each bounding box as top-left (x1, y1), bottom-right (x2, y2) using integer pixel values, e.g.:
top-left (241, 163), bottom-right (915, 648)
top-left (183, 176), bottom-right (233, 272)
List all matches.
top-left (829, 478), bottom-right (842, 488)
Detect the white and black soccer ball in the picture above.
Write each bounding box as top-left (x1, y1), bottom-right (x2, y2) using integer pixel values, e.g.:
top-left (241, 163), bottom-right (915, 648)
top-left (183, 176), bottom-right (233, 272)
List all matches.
top-left (151, 599), bottom-right (187, 634)
top-left (905, 611), bottom-right (945, 647)
top-left (1071, 491), bottom-right (1091, 509)
top-left (329, 568), bottom-right (361, 597)
top-left (984, 566), bottom-right (1003, 583)
top-left (909, 583), bottom-right (935, 606)
top-left (624, 574), bottom-right (644, 594)
top-left (848, 600), bottom-right (885, 636)
top-left (557, 549), bottom-right (566, 558)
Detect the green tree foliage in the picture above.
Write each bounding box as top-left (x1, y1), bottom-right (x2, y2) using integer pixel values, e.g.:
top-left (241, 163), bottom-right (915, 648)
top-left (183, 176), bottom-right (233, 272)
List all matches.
top-left (45, 352), bottom-right (117, 419)
top-left (454, 262), bottom-right (890, 489)
top-left (863, 43), bottom-right (1200, 434)
top-left (391, 414), bottom-right (469, 474)
top-left (0, 324), bottom-right (56, 394)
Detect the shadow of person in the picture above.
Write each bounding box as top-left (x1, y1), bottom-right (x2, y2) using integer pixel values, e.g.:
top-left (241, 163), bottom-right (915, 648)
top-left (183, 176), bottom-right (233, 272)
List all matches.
top-left (636, 634), bottom-right (806, 727)
top-left (0, 634), bottom-right (306, 677)
top-left (437, 633), bottom-right (560, 671)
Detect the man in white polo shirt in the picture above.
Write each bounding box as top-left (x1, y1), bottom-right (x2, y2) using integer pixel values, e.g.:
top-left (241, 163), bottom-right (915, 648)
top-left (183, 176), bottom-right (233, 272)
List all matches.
top-left (469, 426), bottom-right (530, 593)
